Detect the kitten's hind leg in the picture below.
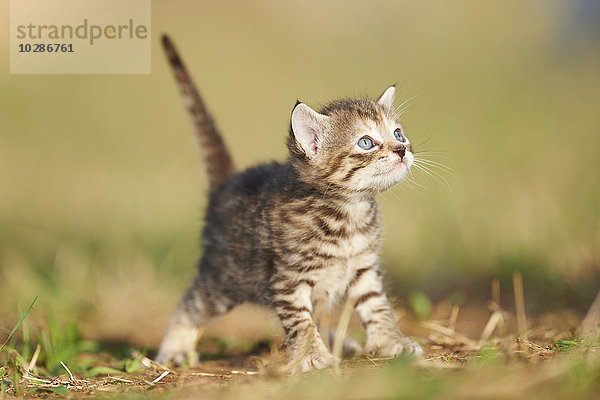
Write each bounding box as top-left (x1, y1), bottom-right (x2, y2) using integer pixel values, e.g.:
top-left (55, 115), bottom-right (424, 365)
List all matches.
top-left (156, 277), bottom-right (232, 366)
top-left (155, 306), bottom-right (200, 366)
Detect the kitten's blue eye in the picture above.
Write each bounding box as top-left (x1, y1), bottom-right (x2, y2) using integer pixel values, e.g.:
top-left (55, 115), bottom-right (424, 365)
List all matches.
top-left (394, 128), bottom-right (406, 142)
top-left (357, 136), bottom-right (374, 150)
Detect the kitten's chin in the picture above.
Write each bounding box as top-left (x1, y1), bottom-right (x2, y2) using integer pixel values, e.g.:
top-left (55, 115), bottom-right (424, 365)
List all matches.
top-left (372, 161), bottom-right (411, 192)
top-left (350, 156), bottom-right (413, 195)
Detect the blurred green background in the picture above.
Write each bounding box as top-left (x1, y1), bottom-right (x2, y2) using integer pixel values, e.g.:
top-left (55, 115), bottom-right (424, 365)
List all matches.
top-left (1, 1), bottom-right (599, 347)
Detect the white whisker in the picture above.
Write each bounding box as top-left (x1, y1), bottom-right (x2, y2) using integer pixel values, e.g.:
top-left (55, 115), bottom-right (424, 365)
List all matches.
top-left (414, 158), bottom-right (455, 173)
top-left (413, 163), bottom-right (451, 189)
top-left (387, 188), bottom-right (403, 203)
top-left (405, 169), bottom-right (428, 191)
top-left (405, 176), bottom-right (427, 190)
top-left (412, 164), bottom-right (442, 186)
top-left (392, 95), bottom-right (420, 120)
top-left (413, 152), bottom-right (452, 159)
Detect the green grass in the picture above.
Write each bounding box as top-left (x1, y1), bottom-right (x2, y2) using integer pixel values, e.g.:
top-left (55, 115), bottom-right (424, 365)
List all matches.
top-left (0, 301), bottom-right (153, 396)
top-left (0, 298), bottom-right (36, 354)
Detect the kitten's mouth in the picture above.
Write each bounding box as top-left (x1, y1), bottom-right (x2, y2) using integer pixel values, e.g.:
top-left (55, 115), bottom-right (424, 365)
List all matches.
top-left (392, 158), bottom-right (410, 171)
top-left (373, 161), bottom-right (407, 177)
top-left (370, 155), bottom-right (412, 180)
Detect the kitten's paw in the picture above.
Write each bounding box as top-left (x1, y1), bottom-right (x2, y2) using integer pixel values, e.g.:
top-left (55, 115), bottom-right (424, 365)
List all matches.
top-left (300, 352), bottom-right (337, 372)
top-left (366, 337), bottom-right (424, 358)
top-left (155, 350), bottom-right (185, 366)
top-left (289, 350), bottom-right (338, 373)
top-left (155, 322), bottom-right (200, 366)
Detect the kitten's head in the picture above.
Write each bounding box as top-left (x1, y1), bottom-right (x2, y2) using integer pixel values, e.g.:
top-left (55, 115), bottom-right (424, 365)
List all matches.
top-left (288, 85), bottom-right (413, 196)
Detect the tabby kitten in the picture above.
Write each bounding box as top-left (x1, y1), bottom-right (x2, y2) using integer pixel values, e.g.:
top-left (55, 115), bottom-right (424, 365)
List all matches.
top-left (156, 35), bottom-right (423, 372)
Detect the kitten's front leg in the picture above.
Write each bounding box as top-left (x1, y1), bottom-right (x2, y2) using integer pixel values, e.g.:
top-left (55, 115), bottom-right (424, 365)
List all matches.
top-left (348, 266), bottom-right (423, 357)
top-left (272, 279), bottom-right (337, 372)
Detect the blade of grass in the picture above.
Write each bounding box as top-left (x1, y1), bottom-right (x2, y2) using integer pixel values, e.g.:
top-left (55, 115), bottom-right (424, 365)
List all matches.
top-left (0, 296), bottom-right (38, 354)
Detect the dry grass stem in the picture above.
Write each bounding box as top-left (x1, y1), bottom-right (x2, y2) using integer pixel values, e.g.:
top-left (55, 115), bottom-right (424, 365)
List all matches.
top-left (191, 372), bottom-right (221, 377)
top-left (26, 343), bottom-right (41, 374)
top-left (448, 305), bottom-right (460, 332)
top-left (581, 290), bottom-right (600, 336)
top-left (480, 310), bottom-right (503, 342)
top-left (148, 370), bottom-right (170, 385)
top-left (422, 321), bottom-right (480, 350)
top-left (60, 360), bottom-right (75, 381)
top-left (314, 299), bottom-right (332, 350)
top-left (108, 376), bottom-right (134, 383)
top-left (332, 296), bottom-right (355, 368)
top-left (140, 355), bottom-right (170, 371)
top-left (230, 370), bottom-right (259, 375)
top-left (492, 279), bottom-right (500, 307)
top-left (22, 375), bottom-right (52, 384)
top-left (513, 272), bottom-right (528, 337)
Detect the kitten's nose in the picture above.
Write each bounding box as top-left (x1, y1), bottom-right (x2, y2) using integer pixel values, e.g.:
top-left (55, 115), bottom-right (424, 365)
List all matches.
top-left (394, 144), bottom-right (406, 159)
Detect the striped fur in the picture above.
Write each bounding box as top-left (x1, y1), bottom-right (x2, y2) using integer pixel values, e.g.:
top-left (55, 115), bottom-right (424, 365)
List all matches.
top-left (161, 35), bottom-right (235, 189)
top-left (156, 36), bottom-right (423, 371)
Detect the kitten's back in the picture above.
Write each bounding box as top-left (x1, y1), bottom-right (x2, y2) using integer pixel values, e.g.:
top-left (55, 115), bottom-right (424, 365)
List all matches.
top-left (199, 161), bottom-right (293, 303)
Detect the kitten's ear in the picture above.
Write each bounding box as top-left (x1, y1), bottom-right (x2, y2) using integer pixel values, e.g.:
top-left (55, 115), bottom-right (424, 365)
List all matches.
top-left (377, 85), bottom-right (396, 109)
top-left (291, 103), bottom-right (329, 157)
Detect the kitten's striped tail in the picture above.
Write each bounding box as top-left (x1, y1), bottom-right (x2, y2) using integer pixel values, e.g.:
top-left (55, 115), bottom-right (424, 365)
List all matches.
top-left (161, 34), bottom-right (235, 189)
